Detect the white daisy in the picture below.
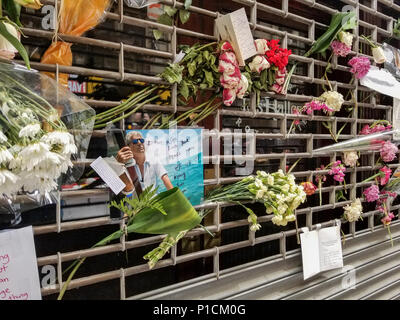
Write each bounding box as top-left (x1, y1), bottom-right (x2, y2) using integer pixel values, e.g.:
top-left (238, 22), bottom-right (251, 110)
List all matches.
top-left (19, 123), bottom-right (41, 138)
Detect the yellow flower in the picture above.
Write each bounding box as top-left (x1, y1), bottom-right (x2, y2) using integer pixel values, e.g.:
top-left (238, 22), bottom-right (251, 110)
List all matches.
top-left (15, 0), bottom-right (43, 9)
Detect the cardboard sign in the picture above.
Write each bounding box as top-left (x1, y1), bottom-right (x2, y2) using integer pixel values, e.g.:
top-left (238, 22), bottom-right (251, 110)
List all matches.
top-left (0, 226), bottom-right (42, 300)
top-left (300, 224), bottom-right (343, 280)
top-left (215, 8), bottom-right (257, 66)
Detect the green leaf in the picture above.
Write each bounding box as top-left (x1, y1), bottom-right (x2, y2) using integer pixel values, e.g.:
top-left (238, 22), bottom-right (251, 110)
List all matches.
top-left (153, 29), bottom-right (163, 40)
top-left (306, 11), bottom-right (356, 57)
top-left (179, 9), bottom-right (190, 24)
top-left (184, 0), bottom-right (192, 9)
top-left (260, 69), bottom-right (268, 86)
top-left (204, 70), bottom-right (214, 87)
top-left (0, 21), bottom-right (30, 69)
top-left (164, 5), bottom-right (178, 17)
top-left (179, 80), bottom-right (190, 100)
top-left (160, 63), bottom-right (184, 84)
top-left (195, 53), bottom-right (203, 65)
top-left (4, 0), bottom-right (22, 27)
top-left (158, 13), bottom-right (173, 26)
top-left (203, 50), bottom-right (210, 61)
top-left (188, 61), bottom-right (196, 77)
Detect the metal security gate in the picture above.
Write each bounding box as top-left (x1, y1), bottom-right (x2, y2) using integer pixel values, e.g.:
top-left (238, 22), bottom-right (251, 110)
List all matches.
top-left (15, 0), bottom-right (400, 299)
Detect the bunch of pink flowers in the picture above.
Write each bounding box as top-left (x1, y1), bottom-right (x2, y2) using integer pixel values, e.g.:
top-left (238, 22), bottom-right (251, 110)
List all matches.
top-left (348, 56), bottom-right (371, 79)
top-left (328, 160), bottom-right (346, 182)
top-left (359, 122), bottom-right (392, 135)
top-left (218, 42), bottom-right (248, 106)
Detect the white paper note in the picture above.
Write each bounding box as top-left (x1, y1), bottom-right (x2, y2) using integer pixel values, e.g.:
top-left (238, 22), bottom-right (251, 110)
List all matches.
top-left (318, 226), bottom-right (343, 272)
top-left (360, 66), bottom-right (400, 100)
top-left (300, 225), bottom-right (343, 280)
top-left (300, 228), bottom-right (321, 280)
top-left (90, 156), bottom-right (126, 194)
top-left (215, 8), bottom-right (257, 66)
top-left (0, 226), bottom-right (42, 300)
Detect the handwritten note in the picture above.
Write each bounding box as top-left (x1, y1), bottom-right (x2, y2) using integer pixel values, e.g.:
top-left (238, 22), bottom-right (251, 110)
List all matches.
top-left (300, 225), bottom-right (343, 280)
top-left (215, 8), bottom-right (257, 66)
top-left (0, 226), bottom-right (42, 300)
top-left (90, 156), bottom-right (126, 195)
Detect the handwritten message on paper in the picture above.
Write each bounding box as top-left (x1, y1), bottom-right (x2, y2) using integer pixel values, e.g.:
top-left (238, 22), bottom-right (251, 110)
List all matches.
top-left (0, 226), bottom-right (42, 300)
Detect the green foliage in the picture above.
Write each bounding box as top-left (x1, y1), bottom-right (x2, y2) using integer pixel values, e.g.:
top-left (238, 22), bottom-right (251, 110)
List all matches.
top-left (153, 4), bottom-right (192, 40)
top-left (394, 19), bottom-right (400, 38)
top-left (0, 19), bottom-right (30, 69)
top-left (109, 185), bottom-right (167, 217)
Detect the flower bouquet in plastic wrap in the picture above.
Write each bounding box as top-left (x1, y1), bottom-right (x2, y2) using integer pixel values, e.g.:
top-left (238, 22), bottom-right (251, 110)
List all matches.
top-left (0, 61), bottom-right (95, 223)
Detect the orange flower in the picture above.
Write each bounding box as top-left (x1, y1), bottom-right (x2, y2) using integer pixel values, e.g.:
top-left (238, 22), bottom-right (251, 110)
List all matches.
top-left (15, 0), bottom-right (43, 9)
top-left (301, 181), bottom-right (317, 196)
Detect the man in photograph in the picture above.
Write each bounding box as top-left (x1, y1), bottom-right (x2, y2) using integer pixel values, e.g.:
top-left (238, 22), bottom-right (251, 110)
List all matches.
top-left (116, 131), bottom-right (173, 195)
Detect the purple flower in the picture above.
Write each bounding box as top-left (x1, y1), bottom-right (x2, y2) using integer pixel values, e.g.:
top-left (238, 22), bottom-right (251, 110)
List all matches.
top-left (348, 56), bottom-right (371, 79)
top-left (363, 185), bottom-right (380, 202)
top-left (331, 40), bottom-right (351, 57)
top-left (380, 141), bottom-right (398, 163)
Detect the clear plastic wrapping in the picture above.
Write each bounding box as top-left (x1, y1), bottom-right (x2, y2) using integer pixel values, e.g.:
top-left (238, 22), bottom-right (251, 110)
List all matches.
top-left (0, 60), bottom-right (95, 215)
top-left (124, 0), bottom-right (159, 8)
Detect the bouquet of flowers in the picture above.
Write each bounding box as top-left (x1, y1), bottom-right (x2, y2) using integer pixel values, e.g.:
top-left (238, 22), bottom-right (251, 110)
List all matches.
top-left (245, 39), bottom-right (292, 99)
top-left (0, 61), bottom-right (95, 197)
top-left (206, 170), bottom-right (307, 229)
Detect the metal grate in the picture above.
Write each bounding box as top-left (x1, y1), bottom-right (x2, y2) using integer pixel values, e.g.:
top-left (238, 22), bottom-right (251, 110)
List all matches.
top-left (14, 0), bottom-right (400, 299)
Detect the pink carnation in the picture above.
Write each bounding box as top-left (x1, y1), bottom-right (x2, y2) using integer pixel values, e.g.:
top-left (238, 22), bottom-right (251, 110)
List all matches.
top-left (331, 40), bottom-right (351, 57)
top-left (381, 212), bottom-right (395, 226)
top-left (328, 160), bottom-right (346, 182)
top-left (380, 141), bottom-right (398, 163)
top-left (348, 56), bottom-right (371, 79)
top-left (363, 185), bottom-right (380, 202)
top-left (303, 100), bottom-right (334, 115)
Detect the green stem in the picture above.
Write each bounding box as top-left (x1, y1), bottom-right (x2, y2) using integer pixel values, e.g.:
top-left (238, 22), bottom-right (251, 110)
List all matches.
top-left (94, 95), bottom-right (160, 129)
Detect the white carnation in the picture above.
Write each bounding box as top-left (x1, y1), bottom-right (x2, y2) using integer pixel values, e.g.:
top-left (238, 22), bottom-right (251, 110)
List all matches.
top-left (320, 91), bottom-right (344, 112)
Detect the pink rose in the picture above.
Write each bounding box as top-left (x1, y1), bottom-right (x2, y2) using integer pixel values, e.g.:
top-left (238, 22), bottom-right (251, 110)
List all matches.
top-left (254, 39), bottom-right (269, 55)
top-left (219, 51), bottom-right (238, 67)
top-left (220, 72), bottom-right (241, 89)
top-left (248, 55), bottom-right (270, 73)
top-left (218, 60), bottom-right (236, 75)
top-left (221, 41), bottom-right (234, 52)
top-left (236, 75), bottom-right (249, 99)
top-left (223, 88), bottom-right (236, 106)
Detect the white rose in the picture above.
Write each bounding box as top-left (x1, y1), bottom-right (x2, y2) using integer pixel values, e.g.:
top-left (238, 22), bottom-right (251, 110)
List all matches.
top-left (338, 31), bottom-right (353, 47)
top-left (248, 55), bottom-right (270, 73)
top-left (0, 23), bottom-right (20, 60)
top-left (372, 47), bottom-right (386, 64)
top-left (254, 39), bottom-right (269, 55)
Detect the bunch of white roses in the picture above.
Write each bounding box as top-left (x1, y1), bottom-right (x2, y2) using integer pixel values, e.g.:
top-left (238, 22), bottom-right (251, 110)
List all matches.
top-left (247, 170), bottom-right (307, 226)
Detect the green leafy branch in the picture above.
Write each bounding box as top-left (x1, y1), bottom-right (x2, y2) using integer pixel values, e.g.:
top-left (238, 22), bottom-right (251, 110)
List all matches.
top-left (153, 0), bottom-right (192, 40)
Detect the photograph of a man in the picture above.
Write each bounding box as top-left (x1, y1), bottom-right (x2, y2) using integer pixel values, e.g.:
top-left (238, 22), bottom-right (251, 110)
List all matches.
top-left (116, 131), bottom-right (173, 194)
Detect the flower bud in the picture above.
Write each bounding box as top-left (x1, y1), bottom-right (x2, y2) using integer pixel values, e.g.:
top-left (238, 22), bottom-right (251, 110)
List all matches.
top-left (372, 46), bottom-right (386, 64)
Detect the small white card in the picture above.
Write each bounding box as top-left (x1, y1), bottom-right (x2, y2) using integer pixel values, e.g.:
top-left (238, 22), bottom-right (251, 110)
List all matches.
top-left (90, 156), bottom-right (126, 194)
top-left (0, 226), bottom-right (42, 300)
top-left (300, 225), bottom-right (343, 280)
top-left (215, 8), bottom-right (257, 66)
